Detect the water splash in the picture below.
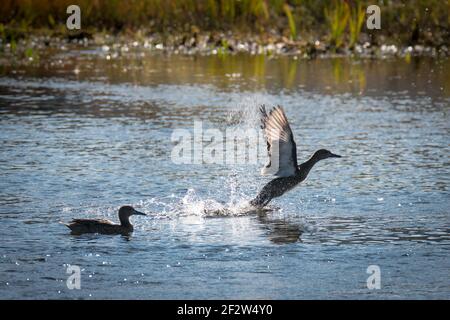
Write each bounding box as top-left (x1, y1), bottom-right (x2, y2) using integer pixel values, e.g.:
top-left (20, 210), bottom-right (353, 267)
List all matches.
top-left (168, 96), bottom-right (278, 217)
top-left (58, 95), bottom-right (278, 220)
top-left (177, 188), bottom-right (265, 217)
top-left (227, 94), bottom-right (275, 129)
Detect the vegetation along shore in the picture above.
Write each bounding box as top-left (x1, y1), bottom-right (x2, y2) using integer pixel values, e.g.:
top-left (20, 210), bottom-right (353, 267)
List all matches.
top-left (0, 0), bottom-right (449, 64)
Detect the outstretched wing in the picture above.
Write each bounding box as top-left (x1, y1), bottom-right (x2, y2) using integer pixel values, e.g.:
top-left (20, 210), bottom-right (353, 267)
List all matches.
top-left (260, 105), bottom-right (298, 177)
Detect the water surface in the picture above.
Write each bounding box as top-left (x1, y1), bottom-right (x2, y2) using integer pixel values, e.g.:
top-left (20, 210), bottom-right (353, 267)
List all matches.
top-left (0, 49), bottom-right (449, 299)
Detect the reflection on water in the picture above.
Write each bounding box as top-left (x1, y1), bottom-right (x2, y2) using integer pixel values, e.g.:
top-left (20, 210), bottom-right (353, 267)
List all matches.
top-left (0, 48), bottom-right (449, 299)
top-left (1, 48), bottom-right (450, 96)
top-left (256, 213), bottom-right (304, 245)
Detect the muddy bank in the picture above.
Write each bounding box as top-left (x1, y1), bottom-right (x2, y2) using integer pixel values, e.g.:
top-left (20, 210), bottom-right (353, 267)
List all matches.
top-left (0, 29), bottom-right (448, 67)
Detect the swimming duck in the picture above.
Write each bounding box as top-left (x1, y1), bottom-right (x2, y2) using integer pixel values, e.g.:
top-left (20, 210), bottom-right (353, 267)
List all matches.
top-left (64, 206), bottom-right (146, 235)
top-left (250, 105), bottom-right (341, 208)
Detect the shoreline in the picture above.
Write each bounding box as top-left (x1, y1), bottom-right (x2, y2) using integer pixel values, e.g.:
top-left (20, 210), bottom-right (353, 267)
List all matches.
top-left (1, 28), bottom-right (449, 65)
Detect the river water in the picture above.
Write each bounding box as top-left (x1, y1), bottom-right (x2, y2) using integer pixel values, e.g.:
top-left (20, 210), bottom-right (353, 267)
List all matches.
top-left (0, 47), bottom-right (449, 299)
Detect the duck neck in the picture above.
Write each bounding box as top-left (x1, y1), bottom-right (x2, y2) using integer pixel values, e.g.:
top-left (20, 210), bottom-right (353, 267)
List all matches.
top-left (119, 215), bottom-right (132, 228)
top-left (299, 155), bottom-right (321, 176)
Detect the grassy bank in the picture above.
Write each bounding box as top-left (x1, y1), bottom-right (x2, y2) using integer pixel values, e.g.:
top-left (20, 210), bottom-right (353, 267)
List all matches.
top-left (0, 0), bottom-right (449, 58)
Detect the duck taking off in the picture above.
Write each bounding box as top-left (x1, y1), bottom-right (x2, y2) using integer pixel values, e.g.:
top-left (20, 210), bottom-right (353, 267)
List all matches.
top-left (250, 105), bottom-right (341, 208)
top-left (63, 206), bottom-right (146, 235)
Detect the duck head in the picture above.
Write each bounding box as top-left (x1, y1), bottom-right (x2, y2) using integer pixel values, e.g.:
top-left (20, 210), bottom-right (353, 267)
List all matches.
top-left (119, 205), bottom-right (146, 216)
top-left (313, 149), bottom-right (342, 161)
top-left (118, 206), bottom-right (146, 225)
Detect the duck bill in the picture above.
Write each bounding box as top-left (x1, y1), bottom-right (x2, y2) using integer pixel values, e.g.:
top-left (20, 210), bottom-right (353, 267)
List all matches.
top-left (330, 153), bottom-right (342, 158)
top-left (133, 210), bottom-right (147, 216)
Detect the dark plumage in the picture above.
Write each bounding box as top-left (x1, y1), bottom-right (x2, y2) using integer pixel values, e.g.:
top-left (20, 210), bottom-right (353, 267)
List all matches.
top-left (250, 105), bottom-right (341, 208)
top-left (63, 206), bottom-right (146, 235)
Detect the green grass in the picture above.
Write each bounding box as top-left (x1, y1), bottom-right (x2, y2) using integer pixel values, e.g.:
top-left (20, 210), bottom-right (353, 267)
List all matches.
top-left (324, 0), bottom-right (349, 49)
top-left (348, 1), bottom-right (365, 48)
top-left (0, 0), bottom-right (449, 49)
top-left (283, 3), bottom-right (297, 40)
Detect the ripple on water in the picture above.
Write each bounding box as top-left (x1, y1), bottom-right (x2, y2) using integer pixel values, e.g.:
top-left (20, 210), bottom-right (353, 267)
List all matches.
top-left (0, 55), bottom-right (449, 299)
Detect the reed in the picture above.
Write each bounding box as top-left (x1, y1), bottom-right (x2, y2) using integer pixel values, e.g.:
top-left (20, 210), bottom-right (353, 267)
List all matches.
top-left (324, 0), bottom-right (349, 49)
top-left (283, 3), bottom-right (297, 40)
top-left (348, 1), bottom-right (365, 48)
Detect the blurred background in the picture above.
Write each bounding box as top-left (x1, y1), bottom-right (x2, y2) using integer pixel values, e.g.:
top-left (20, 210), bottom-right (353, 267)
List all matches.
top-left (0, 0), bottom-right (449, 51)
